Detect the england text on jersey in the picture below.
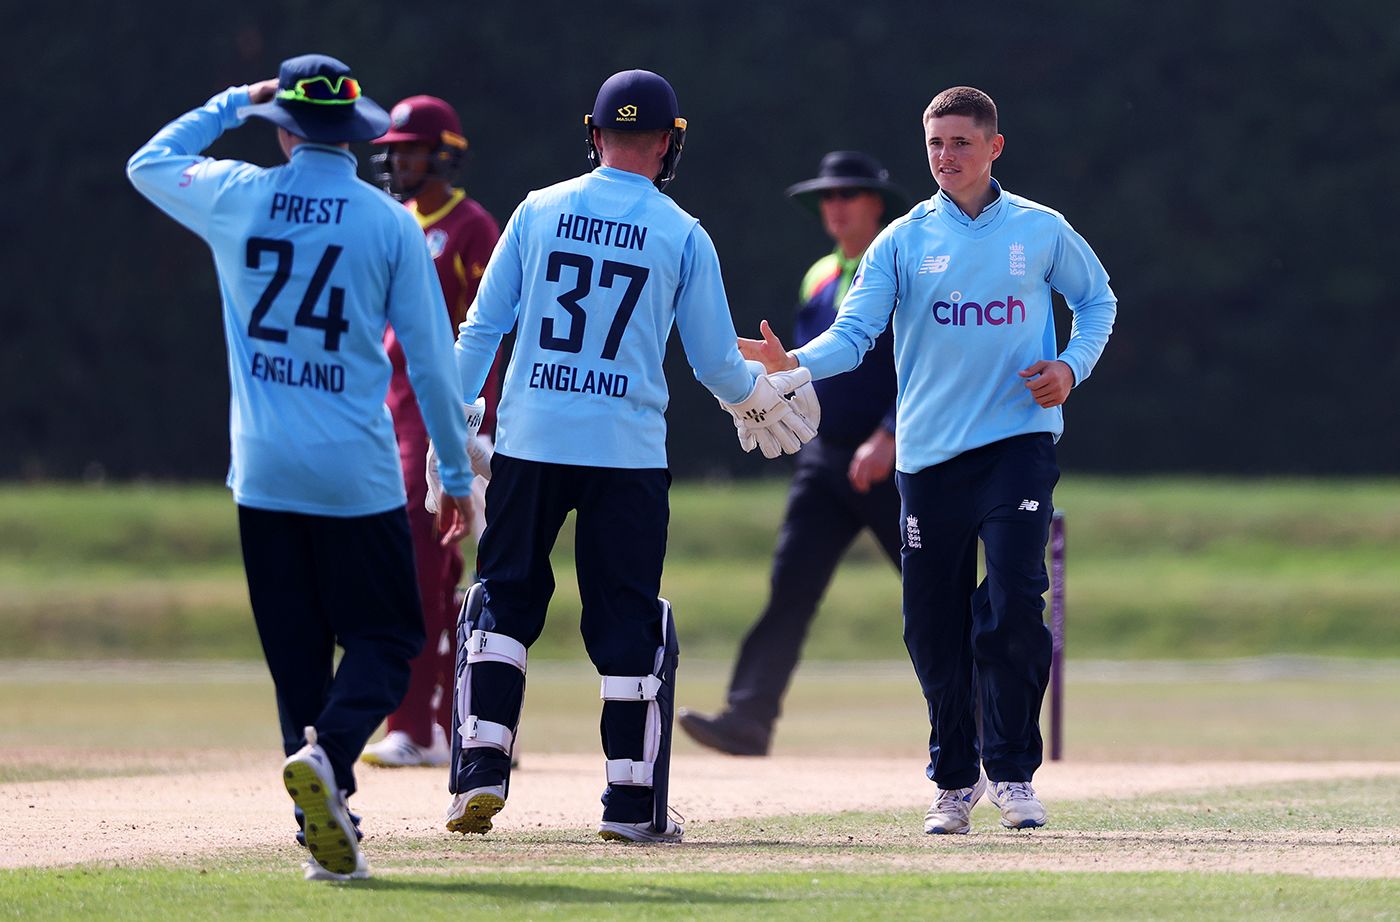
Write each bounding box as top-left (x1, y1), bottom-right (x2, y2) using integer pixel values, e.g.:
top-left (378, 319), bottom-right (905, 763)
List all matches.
top-left (528, 361), bottom-right (629, 398)
top-left (250, 351), bottom-right (346, 393)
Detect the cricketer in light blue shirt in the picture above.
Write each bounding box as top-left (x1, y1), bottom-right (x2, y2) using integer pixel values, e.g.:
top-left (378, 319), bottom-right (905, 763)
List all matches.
top-left (127, 87), bottom-right (474, 515)
top-left (456, 166), bottom-right (756, 469)
top-left (794, 179), bottom-right (1117, 473)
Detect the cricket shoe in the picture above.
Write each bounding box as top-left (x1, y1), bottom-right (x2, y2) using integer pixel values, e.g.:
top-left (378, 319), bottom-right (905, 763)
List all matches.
top-left (445, 784), bottom-right (505, 835)
top-left (282, 727), bottom-right (364, 878)
top-left (987, 780), bottom-right (1047, 829)
top-left (303, 852), bottom-right (370, 882)
top-left (923, 767), bottom-right (988, 835)
top-left (294, 804), bottom-right (361, 848)
top-left (598, 816), bottom-right (684, 844)
top-left (676, 708), bottom-right (770, 756)
top-left (360, 724), bottom-right (451, 768)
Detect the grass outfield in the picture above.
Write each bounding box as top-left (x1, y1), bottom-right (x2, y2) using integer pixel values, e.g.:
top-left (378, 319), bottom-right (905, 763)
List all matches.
top-left (4, 775), bottom-right (1399, 919)
top-left (2, 477), bottom-right (1399, 660)
top-left (3, 868), bottom-right (1396, 921)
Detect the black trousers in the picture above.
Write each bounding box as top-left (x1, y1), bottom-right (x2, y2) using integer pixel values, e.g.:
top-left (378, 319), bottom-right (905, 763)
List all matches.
top-left (896, 434), bottom-right (1059, 789)
top-left (725, 437), bottom-right (903, 728)
top-left (238, 505), bottom-right (425, 797)
top-left (458, 453), bottom-right (670, 823)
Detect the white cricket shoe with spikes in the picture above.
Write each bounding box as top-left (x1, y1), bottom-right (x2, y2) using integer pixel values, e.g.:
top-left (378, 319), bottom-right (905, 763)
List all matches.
top-left (987, 780), bottom-right (1048, 829)
top-left (923, 767), bottom-right (988, 835)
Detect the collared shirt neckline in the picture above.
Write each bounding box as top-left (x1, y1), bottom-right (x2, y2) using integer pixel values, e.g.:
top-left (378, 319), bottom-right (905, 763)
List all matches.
top-left (594, 166), bottom-right (657, 187)
top-left (937, 177), bottom-right (1004, 229)
top-left (832, 244), bottom-right (864, 274)
top-left (414, 188), bottom-right (466, 228)
top-left (291, 143), bottom-right (358, 170)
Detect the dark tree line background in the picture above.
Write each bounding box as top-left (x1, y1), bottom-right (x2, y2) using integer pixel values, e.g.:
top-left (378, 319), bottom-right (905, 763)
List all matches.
top-left (3, 0), bottom-right (1397, 480)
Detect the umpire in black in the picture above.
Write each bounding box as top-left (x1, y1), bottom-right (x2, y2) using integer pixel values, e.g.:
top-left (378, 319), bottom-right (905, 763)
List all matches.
top-left (679, 152), bottom-right (907, 755)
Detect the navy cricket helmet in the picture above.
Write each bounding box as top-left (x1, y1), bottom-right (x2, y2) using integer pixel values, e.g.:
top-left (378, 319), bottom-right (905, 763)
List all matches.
top-left (584, 70), bottom-right (687, 190)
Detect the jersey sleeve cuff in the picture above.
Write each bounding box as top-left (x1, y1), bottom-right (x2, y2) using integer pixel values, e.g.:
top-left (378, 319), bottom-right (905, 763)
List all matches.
top-left (1057, 353), bottom-right (1087, 387)
top-left (221, 86), bottom-right (254, 128)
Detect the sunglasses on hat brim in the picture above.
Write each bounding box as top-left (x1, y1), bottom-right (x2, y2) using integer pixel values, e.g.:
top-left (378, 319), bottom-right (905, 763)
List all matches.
top-left (276, 75), bottom-right (362, 105)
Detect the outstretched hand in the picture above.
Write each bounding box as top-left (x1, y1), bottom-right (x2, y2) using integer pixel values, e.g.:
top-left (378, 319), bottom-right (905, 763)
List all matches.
top-left (738, 320), bottom-right (798, 373)
top-left (1019, 360), bottom-right (1075, 408)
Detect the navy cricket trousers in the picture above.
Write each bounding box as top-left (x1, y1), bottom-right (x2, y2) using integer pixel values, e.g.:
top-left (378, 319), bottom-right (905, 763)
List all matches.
top-left (725, 437), bottom-right (902, 728)
top-left (239, 505), bottom-right (425, 796)
top-left (456, 453), bottom-right (670, 823)
top-left (896, 433), bottom-right (1059, 789)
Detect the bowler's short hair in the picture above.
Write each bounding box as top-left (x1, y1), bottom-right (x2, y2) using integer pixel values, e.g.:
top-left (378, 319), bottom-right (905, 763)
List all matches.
top-left (923, 87), bottom-right (998, 135)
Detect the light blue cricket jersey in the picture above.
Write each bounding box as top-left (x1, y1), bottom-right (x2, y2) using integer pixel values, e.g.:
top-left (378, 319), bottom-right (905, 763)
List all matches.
top-left (127, 87), bottom-right (473, 515)
top-left (795, 179), bottom-right (1117, 474)
top-left (456, 166), bottom-right (756, 469)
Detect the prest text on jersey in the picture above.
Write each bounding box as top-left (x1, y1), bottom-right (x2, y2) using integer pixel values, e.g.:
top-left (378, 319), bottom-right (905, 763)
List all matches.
top-left (269, 193), bottom-right (350, 225)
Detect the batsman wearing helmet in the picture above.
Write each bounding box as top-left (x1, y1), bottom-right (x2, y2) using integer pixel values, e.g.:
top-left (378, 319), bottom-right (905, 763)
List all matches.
top-left (439, 69), bottom-right (820, 844)
top-left (126, 54), bottom-right (476, 880)
top-left (359, 96), bottom-right (504, 770)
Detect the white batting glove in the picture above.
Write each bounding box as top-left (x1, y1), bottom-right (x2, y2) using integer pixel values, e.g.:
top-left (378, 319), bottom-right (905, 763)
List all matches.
top-left (468, 433), bottom-right (494, 482)
top-left (426, 398), bottom-right (486, 514)
top-left (769, 367), bottom-right (821, 431)
top-left (719, 367), bottom-right (820, 459)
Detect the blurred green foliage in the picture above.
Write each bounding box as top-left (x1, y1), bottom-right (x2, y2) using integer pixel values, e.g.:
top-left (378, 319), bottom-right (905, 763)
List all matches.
top-left (3, 1), bottom-right (1398, 479)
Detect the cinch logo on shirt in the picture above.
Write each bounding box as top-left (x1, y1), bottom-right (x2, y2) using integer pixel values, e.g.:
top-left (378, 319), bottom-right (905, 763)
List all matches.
top-left (932, 291), bottom-right (1026, 327)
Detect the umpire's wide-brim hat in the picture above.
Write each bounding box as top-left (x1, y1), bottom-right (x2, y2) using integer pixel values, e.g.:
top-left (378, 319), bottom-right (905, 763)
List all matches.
top-left (786, 150), bottom-right (910, 223)
top-left (242, 54), bottom-right (390, 144)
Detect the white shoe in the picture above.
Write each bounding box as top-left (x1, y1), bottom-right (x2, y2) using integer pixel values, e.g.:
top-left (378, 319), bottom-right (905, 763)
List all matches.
top-left (360, 724), bottom-right (451, 768)
top-left (598, 817), bottom-right (684, 844)
top-left (445, 784), bottom-right (506, 835)
top-left (923, 767), bottom-right (988, 835)
top-left (283, 726), bottom-right (364, 878)
top-left (987, 780), bottom-right (1048, 829)
top-left (303, 852), bottom-right (370, 881)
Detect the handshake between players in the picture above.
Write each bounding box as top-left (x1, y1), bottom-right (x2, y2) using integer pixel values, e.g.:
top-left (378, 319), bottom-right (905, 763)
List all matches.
top-left (428, 360), bottom-right (822, 509)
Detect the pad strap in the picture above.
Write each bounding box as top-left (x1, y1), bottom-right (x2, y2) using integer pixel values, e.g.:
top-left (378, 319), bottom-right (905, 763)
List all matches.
top-left (600, 674), bottom-right (662, 701)
top-left (458, 714), bottom-right (515, 753)
top-left (605, 758), bottom-right (655, 786)
top-left (467, 630), bottom-right (527, 671)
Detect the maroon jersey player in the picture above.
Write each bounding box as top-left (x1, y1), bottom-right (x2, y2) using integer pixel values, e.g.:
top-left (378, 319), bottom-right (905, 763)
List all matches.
top-left (363, 95), bottom-right (503, 767)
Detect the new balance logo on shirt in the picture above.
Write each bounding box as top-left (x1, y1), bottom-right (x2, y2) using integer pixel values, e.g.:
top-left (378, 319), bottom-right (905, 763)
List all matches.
top-left (1017, 499), bottom-right (1040, 511)
top-left (918, 254), bottom-right (951, 274)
